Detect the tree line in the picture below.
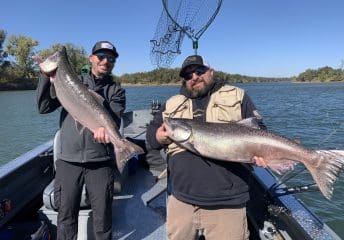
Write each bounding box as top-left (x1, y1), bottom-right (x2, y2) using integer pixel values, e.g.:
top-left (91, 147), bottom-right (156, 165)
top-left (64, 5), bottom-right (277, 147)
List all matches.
top-left (292, 66), bottom-right (344, 82)
top-left (114, 68), bottom-right (290, 85)
top-left (0, 29), bottom-right (90, 90)
top-left (0, 29), bottom-right (343, 91)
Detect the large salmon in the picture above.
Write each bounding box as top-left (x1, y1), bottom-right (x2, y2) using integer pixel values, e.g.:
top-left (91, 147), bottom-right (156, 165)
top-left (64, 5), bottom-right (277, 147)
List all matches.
top-left (164, 118), bottom-right (344, 200)
top-left (39, 47), bottom-right (144, 170)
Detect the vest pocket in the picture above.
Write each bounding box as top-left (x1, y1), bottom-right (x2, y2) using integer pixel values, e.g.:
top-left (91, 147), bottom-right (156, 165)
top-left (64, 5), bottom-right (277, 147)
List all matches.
top-left (213, 100), bottom-right (242, 122)
top-left (163, 104), bottom-right (191, 119)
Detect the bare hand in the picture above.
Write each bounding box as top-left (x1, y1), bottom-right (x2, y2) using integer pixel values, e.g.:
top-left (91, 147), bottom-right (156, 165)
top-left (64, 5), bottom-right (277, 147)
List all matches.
top-left (253, 156), bottom-right (268, 168)
top-left (32, 55), bottom-right (56, 78)
top-left (32, 55), bottom-right (43, 64)
top-left (94, 127), bottom-right (110, 144)
top-left (156, 123), bottom-right (172, 145)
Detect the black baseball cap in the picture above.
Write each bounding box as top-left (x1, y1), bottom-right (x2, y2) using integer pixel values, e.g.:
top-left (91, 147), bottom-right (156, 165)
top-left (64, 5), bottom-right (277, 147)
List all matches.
top-left (92, 41), bottom-right (119, 58)
top-left (179, 55), bottom-right (209, 77)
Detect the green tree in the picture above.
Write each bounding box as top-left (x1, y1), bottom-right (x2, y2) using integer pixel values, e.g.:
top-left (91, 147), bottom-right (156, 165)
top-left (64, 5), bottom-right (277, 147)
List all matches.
top-left (38, 43), bottom-right (89, 75)
top-left (316, 66), bottom-right (342, 82)
top-left (295, 66), bottom-right (344, 82)
top-left (5, 35), bottom-right (38, 78)
top-left (296, 69), bottom-right (316, 82)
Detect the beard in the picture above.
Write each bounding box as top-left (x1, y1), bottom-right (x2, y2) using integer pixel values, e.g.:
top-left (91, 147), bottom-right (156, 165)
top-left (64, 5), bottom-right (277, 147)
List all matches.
top-left (185, 79), bottom-right (214, 98)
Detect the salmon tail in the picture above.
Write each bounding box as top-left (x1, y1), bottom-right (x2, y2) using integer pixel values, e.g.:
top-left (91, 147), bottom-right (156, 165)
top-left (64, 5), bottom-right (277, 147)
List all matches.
top-left (306, 150), bottom-right (344, 200)
top-left (112, 138), bottom-right (145, 172)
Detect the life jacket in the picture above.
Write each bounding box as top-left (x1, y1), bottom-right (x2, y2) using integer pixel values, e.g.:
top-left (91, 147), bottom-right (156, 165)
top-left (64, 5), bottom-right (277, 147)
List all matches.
top-left (163, 85), bottom-right (245, 156)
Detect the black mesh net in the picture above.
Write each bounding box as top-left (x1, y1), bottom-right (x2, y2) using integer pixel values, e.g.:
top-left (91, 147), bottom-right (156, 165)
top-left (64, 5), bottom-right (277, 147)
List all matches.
top-left (150, 9), bottom-right (186, 68)
top-left (150, 0), bottom-right (222, 68)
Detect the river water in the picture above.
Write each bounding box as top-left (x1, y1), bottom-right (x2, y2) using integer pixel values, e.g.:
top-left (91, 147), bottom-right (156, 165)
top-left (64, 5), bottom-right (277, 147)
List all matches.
top-left (0, 82), bottom-right (343, 237)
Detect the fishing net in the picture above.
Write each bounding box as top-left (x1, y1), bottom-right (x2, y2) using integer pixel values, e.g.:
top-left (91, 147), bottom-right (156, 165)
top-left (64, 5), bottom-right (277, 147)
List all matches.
top-left (150, 0), bottom-right (222, 68)
top-left (150, 9), bottom-right (185, 68)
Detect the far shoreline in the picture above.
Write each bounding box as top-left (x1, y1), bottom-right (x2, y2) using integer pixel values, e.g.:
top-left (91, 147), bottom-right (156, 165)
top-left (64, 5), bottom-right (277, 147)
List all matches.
top-left (1, 80), bottom-right (344, 92)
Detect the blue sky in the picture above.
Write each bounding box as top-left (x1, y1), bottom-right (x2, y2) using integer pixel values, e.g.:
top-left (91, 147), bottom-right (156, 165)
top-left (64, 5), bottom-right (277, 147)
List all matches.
top-left (1, 0), bottom-right (344, 77)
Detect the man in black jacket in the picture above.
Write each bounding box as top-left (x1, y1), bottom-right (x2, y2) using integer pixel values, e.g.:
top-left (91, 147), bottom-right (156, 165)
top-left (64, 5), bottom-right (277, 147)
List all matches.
top-left (36, 41), bottom-right (125, 240)
top-left (146, 55), bottom-right (266, 240)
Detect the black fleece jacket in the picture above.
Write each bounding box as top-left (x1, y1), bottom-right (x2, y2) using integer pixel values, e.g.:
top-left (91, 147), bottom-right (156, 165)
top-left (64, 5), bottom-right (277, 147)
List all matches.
top-left (146, 79), bottom-right (266, 206)
top-left (36, 73), bottom-right (125, 163)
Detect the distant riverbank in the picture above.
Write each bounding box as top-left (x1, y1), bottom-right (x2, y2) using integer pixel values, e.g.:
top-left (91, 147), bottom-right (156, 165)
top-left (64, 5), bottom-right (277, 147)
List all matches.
top-left (0, 78), bottom-right (37, 91)
top-left (0, 80), bottom-right (182, 91)
top-left (1, 78), bottom-right (344, 91)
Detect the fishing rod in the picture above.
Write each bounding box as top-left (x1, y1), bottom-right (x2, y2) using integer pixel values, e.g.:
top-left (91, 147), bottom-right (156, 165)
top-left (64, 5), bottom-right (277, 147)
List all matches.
top-left (268, 166), bottom-right (320, 197)
top-left (272, 183), bottom-right (319, 197)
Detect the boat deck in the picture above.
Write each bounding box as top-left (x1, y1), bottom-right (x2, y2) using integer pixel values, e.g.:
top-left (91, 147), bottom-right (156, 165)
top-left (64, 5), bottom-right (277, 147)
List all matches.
top-left (112, 167), bottom-right (166, 239)
top-left (40, 163), bottom-right (167, 240)
top-left (2, 108), bottom-right (342, 240)
top-left (39, 108), bottom-right (167, 240)
top-left (113, 109), bottom-right (167, 239)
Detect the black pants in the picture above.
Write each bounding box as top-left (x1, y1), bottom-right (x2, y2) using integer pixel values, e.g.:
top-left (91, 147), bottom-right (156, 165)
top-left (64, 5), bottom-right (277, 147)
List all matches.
top-left (54, 159), bottom-right (114, 240)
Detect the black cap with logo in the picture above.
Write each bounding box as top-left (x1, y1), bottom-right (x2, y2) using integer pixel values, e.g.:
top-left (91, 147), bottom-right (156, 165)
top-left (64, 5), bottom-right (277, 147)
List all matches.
top-left (179, 55), bottom-right (208, 77)
top-left (92, 41), bottom-right (119, 58)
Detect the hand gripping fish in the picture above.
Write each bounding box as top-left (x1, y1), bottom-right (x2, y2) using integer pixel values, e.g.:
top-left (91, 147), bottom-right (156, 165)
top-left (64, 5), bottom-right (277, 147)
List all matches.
top-left (38, 46), bottom-right (144, 171)
top-left (164, 118), bottom-right (344, 200)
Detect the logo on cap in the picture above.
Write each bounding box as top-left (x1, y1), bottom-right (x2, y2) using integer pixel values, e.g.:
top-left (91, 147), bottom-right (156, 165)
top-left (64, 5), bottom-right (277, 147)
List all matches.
top-left (100, 42), bottom-right (114, 51)
top-left (188, 56), bottom-right (198, 62)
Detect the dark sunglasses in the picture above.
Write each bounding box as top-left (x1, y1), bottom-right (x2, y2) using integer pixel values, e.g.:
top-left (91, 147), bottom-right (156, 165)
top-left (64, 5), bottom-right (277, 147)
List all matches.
top-left (94, 53), bottom-right (116, 63)
top-left (183, 66), bottom-right (209, 81)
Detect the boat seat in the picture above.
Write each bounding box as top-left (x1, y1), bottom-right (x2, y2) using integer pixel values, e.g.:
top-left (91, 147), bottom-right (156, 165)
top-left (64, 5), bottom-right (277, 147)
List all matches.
top-left (43, 130), bottom-right (123, 211)
top-left (141, 148), bottom-right (168, 206)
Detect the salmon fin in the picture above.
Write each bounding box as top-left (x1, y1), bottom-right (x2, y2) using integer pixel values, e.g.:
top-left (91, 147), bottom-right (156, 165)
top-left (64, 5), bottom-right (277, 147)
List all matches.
top-left (267, 159), bottom-right (297, 175)
top-left (236, 117), bottom-right (260, 129)
top-left (88, 89), bottom-right (105, 105)
top-left (184, 143), bottom-right (202, 156)
top-left (50, 83), bottom-right (57, 98)
top-left (113, 138), bottom-right (145, 173)
top-left (291, 139), bottom-right (302, 145)
top-left (306, 150), bottom-right (344, 200)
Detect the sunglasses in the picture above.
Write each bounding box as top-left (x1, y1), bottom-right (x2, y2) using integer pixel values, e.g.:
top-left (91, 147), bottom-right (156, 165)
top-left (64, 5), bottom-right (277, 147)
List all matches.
top-left (94, 53), bottom-right (116, 63)
top-left (183, 66), bottom-right (209, 81)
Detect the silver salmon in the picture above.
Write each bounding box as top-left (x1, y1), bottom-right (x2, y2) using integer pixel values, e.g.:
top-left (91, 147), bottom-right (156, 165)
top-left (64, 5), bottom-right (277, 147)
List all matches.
top-left (164, 118), bottom-right (344, 200)
top-left (39, 47), bottom-right (144, 170)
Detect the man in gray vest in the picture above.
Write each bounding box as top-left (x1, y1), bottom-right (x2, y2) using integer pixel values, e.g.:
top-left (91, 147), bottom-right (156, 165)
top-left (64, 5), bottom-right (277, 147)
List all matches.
top-left (146, 55), bottom-right (267, 240)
